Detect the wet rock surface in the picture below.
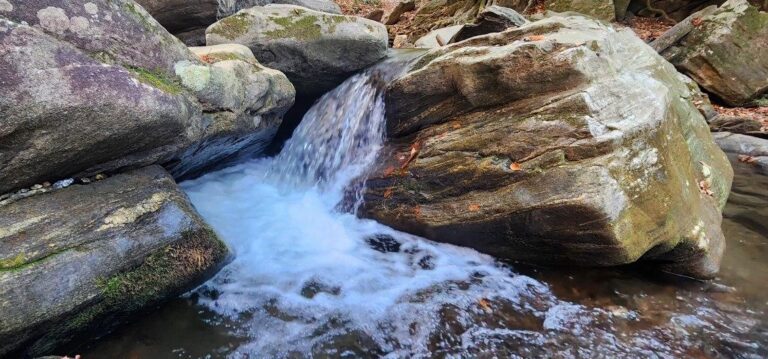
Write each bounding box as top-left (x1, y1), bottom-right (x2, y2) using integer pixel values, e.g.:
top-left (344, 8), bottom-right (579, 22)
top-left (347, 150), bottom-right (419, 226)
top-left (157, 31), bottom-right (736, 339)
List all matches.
top-left (360, 15), bottom-right (733, 278)
top-left (0, 166), bottom-right (229, 357)
top-left (78, 158), bottom-right (768, 357)
top-left (206, 4), bottom-right (388, 95)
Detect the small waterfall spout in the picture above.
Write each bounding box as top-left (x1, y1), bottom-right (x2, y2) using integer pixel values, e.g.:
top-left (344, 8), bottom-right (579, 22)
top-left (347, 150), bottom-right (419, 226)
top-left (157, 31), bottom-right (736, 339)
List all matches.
top-left (180, 51), bottom-right (558, 358)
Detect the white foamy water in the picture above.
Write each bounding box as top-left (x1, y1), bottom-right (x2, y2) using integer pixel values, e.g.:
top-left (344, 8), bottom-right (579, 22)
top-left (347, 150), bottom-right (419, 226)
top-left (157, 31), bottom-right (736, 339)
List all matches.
top-left (181, 55), bottom-right (562, 357)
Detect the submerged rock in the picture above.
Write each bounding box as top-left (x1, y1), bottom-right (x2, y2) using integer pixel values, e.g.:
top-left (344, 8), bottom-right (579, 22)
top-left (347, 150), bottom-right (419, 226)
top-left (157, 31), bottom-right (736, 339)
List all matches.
top-left (661, 0), bottom-right (768, 106)
top-left (0, 2), bottom-right (295, 194)
top-left (206, 4), bottom-right (388, 95)
top-left (0, 166), bottom-right (229, 357)
top-left (359, 15), bottom-right (733, 279)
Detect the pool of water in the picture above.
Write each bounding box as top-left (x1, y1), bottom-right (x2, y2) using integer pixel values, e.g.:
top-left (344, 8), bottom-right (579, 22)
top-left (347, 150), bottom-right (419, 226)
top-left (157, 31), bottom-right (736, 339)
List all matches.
top-left (76, 155), bottom-right (767, 358)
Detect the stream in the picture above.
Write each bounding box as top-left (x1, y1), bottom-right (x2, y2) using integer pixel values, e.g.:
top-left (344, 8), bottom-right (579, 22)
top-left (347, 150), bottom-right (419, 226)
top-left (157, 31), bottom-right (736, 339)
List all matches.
top-left (81, 56), bottom-right (767, 358)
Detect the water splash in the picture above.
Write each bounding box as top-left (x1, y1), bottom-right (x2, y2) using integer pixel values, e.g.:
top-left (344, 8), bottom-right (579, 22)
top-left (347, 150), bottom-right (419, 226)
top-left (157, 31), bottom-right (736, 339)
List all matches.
top-left (180, 54), bottom-right (560, 356)
top-left (178, 52), bottom-right (756, 357)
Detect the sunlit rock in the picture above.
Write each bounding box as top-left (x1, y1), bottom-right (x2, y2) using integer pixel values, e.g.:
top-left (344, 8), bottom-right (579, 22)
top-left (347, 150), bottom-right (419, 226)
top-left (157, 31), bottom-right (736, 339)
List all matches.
top-left (359, 14), bottom-right (733, 279)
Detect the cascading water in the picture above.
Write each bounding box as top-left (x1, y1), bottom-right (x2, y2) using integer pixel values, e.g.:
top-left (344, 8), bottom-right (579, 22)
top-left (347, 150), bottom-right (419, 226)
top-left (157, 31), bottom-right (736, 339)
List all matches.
top-left (176, 53), bottom-right (759, 358)
top-left (180, 53), bottom-right (558, 357)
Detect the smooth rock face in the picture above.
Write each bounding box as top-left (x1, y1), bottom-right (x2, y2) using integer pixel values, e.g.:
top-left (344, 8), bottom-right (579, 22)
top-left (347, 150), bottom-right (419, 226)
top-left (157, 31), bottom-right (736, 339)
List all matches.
top-left (545, 0), bottom-right (616, 21)
top-left (450, 5), bottom-right (528, 43)
top-left (414, 24), bottom-right (464, 47)
top-left (0, 166), bottom-right (229, 357)
top-left (360, 15), bottom-right (733, 279)
top-left (206, 4), bottom-right (388, 95)
top-left (662, 0), bottom-right (768, 106)
top-left (714, 132), bottom-right (768, 174)
top-left (0, 5), bottom-right (295, 194)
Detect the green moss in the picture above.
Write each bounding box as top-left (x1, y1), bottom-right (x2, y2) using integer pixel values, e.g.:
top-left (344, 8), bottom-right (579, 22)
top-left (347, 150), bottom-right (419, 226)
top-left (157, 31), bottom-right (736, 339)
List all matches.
top-left (266, 15), bottom-right (323, 41)
top-left (210, 13), bottom-right (252, 40)
top-left (0, 253), bottom-right (26, 270)
top-left (128, 67), bottom-right (184, 95)
top-left (122, 2), bottom-right (157, 31)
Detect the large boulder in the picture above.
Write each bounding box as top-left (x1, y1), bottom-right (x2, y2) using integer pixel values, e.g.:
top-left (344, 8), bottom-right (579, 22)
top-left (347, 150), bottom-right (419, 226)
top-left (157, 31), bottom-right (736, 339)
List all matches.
top-left (359, 15), bottom-right (733, 279)
top-left (661, 0), bottom-right (768, 106)
top-left (0, 166), bottom-right (229, 357)
top-left (0, 1), bottom-right (295, 194)
top-left (134, 0), bottom-right (342, 45)
top-left (206, 4), bottom-right (388, 95)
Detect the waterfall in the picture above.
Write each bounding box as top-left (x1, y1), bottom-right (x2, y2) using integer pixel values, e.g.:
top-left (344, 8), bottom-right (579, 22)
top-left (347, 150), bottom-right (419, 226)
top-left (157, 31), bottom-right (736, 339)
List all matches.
top-left (180, 53), bottom-right (559, 357)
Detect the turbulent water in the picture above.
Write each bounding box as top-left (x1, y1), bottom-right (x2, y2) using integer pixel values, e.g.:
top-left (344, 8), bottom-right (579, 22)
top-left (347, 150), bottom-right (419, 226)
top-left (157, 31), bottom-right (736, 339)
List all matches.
top-left (84, 55), bottom-right (766, 358)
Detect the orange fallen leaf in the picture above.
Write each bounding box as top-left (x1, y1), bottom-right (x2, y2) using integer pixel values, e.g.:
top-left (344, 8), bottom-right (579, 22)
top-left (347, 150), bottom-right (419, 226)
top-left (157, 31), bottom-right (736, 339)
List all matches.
top-left (738, 155), bottom-right (757, 164)
top-left (413, 205), bottom-right (422, 218)
top-left (478, 298), bottom-right (492, 312)
top-left (698, 180), bottom-right (714, 197)
top-left (692, 17), bottom-right (703, 27)
top-left (383, 166), bottom-right (397, 176)
top-left (509, 162), bottom-right (522, 171)
top-left (468, 204), bottom-right (481, 211)
top-left (452, 122), bottom-right (462, 129)
top-left (401, 141), bottom-right (422, 170)
top-left (525, 35), bottom-right (546, 41)
top-left (383, 187), bottom-right (394, 199)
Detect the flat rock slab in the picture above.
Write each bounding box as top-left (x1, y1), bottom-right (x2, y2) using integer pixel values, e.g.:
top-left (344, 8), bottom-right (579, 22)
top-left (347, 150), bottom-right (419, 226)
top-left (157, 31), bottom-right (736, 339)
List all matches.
top-left (0, 166), bottom-right (228, 357)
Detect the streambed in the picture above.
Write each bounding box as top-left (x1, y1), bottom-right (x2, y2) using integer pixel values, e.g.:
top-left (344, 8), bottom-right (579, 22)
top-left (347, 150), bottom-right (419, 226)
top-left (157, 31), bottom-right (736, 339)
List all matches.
top-left (79, 59), bottom-right (767, 358)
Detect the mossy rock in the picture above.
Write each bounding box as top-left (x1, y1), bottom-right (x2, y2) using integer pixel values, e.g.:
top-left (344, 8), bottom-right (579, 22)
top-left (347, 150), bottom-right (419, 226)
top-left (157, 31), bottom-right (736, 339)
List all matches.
top-left (0, 166), bottom-right (229, 357)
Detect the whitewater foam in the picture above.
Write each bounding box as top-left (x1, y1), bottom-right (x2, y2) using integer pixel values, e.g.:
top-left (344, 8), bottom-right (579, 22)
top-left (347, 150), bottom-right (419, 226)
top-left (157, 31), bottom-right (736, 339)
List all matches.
top-left (181, 54), bottom-right (559, 357)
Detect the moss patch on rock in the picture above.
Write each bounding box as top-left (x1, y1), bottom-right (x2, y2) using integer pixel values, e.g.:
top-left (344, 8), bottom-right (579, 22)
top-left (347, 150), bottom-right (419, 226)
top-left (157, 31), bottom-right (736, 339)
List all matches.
top-left (266, 15), bottom-right (323, 41)
top-left (209, 13), bottom-right (252, 40)
top-left (128, 66), bottom-right (184, 95)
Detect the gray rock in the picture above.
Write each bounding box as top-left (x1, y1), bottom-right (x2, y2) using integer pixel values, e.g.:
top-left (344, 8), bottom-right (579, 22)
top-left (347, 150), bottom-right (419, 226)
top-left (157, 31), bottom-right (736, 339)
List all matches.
top-left (134, 0), bottom-right (341, 45)
top-left (450, 5), bottom-right (528, 43)
top-left (714, 132), bottom-right (768, 157)
top-left (360, 15), bottom-right (733, 279)
top-left (414, 24), bottom-right (464, 47)
top-left (661, 0), bottom-right (768, 106)
top-left (0, 166), bottom-right (229, 357)
top-left (272, 0), bottom-right (342, 14)
top-left (0, 13), bottom-right (294, 194)
top-left (206, 4), bottom-right (388, 95)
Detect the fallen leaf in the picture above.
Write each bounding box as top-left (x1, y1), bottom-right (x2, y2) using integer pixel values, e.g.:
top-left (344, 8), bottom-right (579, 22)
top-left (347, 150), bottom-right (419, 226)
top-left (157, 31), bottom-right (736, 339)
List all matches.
top-left (452, 122), bottom-right (462, 129)
top-left (401, 141), bottom-right (422, 170)
top-left (383, 187), bottom-right (394, 199)
top-left (468, 204), bottom-right (481, 211)
top-left (413, 205), bottom-right (422, 218)
top-left (692, 17), bottom-right (703, 27)
top-left (478, 298), bottom-right (492, 312)
top-left (383, 166), bottom-right (397, 176)
top-left (698, 180), bottom-right (714, 197)
top-left (509, 162), bottom-right (522, 171)
top-left (738, 154), bottom-right (757, 164)
top-left (525, 35), bottom-right (546, 41)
